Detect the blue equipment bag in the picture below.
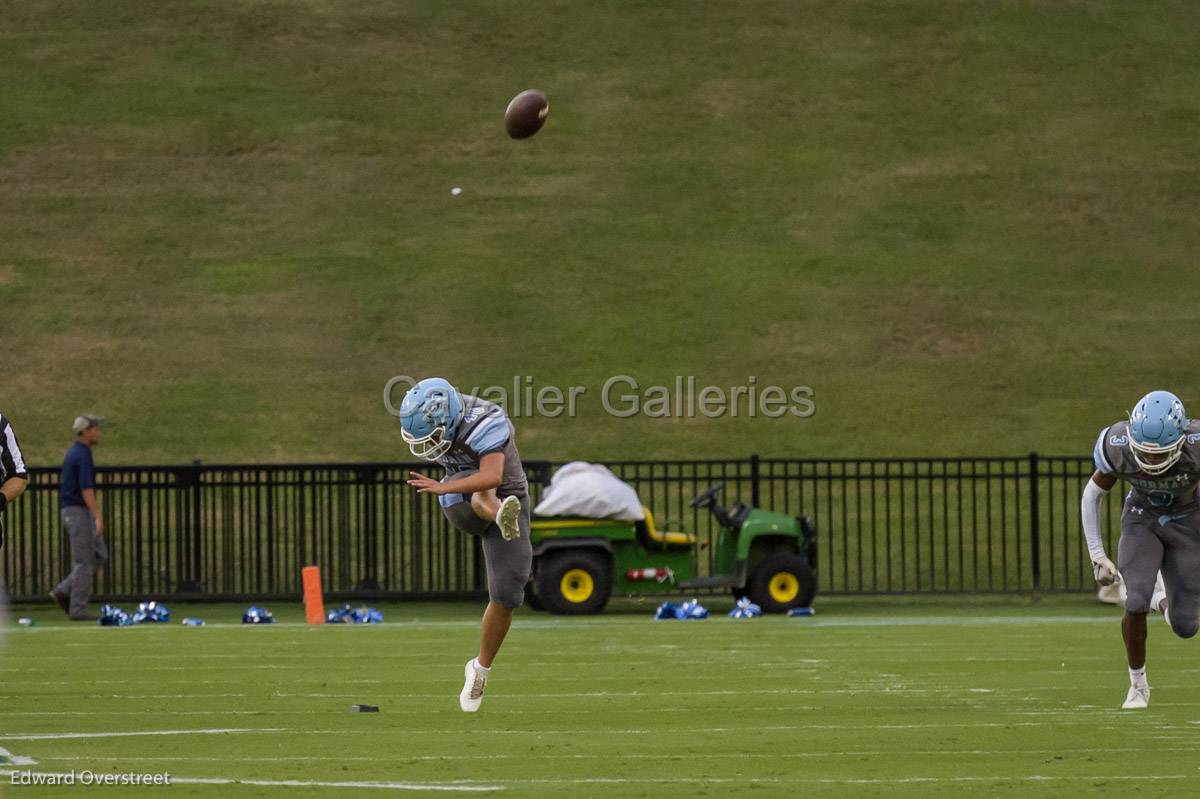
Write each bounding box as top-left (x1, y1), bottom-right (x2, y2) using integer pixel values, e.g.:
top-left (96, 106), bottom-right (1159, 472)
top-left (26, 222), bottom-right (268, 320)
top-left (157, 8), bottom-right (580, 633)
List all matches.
top-left (242, 606), bottom-right (276, 624)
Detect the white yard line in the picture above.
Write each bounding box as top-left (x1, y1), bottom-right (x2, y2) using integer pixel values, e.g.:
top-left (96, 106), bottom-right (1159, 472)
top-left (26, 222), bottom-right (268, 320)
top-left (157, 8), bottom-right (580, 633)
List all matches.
top-left (9, 720), bottom-right (1158, 745)
top-left (266, 688), bottom-right (818, 699)
top-left (0, 770), bottom-right (501, 792)
top-left (0, 746), bottom-right (36, 766)
top-left (1, 767), bottom-right (1190, 790)
top-left (29, 675), bottom-right (1138, 694)
top-left (497, 775), bottom-right (1193, 785)
top-left (280, 719), bottom-right (1191, 735)
top-left (1, 665), bottom-right (311, 672)
top-left (800, 616), bottom-right (1116, 628)
top-left (29, 746), bottom-right (1200, 764)
top-left (0, 728), bottom-right (284, 742)
top-left (19, 705), bottom-right (1198, 719)
top-left (3, 711), bottom-right (276, 717)
top-left (98, 693), bottom-right (249, 699)
top-left (0, 679), bottom-right (385, 686)
top-left (177, 776), bottom-right (502, 792)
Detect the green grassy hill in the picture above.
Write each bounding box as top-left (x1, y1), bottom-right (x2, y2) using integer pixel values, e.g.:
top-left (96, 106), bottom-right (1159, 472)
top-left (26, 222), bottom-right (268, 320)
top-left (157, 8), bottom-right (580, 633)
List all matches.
top-left (3, 0), bottom-right (1198, 465)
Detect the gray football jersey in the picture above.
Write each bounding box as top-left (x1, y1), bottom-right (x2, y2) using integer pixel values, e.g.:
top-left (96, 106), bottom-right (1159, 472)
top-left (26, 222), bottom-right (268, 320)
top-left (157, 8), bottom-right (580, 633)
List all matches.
top-left (436, 395), bottom-right (527, 497)
top-left (1094, 419), bottom-right (1200, 511)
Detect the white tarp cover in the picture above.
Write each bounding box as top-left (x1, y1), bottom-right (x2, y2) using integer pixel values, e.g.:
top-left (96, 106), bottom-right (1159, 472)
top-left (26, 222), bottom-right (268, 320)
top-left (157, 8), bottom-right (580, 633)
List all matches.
top-left (533, 462), bottom-right (646, 521)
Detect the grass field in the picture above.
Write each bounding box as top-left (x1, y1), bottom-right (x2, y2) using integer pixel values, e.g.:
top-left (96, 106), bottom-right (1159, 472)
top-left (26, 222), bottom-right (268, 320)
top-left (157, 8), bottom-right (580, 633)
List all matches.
top-left (2, 596), bottom-right (1198, 798)
top-left (3, 1), bottom-right (1200, 464)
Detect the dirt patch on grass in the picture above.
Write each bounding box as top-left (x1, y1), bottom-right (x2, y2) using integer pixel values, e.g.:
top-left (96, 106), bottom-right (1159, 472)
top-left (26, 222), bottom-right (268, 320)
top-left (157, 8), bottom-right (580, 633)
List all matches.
top-left (886, 320), bottom-right (981, 359)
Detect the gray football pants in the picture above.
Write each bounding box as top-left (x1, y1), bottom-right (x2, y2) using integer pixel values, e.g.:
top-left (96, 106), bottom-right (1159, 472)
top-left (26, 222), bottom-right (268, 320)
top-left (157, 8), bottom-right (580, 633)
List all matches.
top-left (55, 506), bottom-right (108, 617)
top-left (441, 491), bottom-right (532, 610)
top-left (1117, 500), bottom-right (1200, 638)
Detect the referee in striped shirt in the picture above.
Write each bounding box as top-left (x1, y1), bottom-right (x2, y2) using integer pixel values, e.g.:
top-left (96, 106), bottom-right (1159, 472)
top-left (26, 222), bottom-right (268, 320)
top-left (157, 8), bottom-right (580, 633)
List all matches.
top-left (0, 412), bottom-right (30, 549)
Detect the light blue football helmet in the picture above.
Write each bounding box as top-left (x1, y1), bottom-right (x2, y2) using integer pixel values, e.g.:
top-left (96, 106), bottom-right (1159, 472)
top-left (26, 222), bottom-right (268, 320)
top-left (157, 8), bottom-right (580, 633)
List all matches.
top-left (398, 378), bottom-right (464, 461)
top-left (1127, 390), bottom-right (1189, 475)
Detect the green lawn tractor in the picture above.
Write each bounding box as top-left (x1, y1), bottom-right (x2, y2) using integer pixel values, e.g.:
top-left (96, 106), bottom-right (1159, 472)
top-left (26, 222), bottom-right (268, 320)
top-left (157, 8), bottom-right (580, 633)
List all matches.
top-left (526, 483), bottom-right (817, 615)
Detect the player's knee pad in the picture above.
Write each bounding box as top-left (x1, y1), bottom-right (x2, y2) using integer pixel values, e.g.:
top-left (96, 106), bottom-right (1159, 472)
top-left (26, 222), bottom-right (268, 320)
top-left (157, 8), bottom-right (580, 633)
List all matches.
top-left (493, 582), bottom-right (525, 610)
top-left (1170, 615), bottom-right (1199, 639)
top-left (494, 571), bottom-right (529, 610)
top-left (1124, 598), bottom-right (1152, 614)
top-left (1122, 583), bottom-right (1155, 614)
top-left (442, 501), bottom-right (490, 537)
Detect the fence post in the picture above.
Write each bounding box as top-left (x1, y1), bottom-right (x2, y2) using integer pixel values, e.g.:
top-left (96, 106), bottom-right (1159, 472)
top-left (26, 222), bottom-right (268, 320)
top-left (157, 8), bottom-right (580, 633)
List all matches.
top-left (356, 466), bottom-right (381, 591)
top-left (750, 453), bottom-right (761, 507)
top-left (1029, 451), bottom-right (1041, 592)
top-left (175, 465), bottom-right (203, 593)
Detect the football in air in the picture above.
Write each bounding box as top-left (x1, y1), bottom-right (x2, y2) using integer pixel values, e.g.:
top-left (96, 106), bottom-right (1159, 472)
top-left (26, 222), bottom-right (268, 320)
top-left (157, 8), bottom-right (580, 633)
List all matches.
top-left (505, 89), bottom-right (549, 139)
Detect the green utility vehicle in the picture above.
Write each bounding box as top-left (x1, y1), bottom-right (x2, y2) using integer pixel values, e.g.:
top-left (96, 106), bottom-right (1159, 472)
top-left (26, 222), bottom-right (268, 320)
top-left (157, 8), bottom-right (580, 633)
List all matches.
top-left (526, 483), bottom-right (817, 615)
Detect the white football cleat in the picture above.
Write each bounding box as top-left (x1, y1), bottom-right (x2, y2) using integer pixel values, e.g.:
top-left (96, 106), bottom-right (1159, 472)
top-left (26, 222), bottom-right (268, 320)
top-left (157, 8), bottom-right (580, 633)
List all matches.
top-left (459, 659), bottom-right (488, 713)
top-left (1122, 683), bottom-right (1150, 710)
top-left (497, 495), bottom-right (521, 541)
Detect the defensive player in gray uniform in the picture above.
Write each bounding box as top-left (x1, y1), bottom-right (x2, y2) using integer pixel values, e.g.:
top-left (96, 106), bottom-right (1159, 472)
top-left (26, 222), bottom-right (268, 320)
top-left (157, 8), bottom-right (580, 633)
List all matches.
top-left (399, 377), bottom-right (532, 712)
top-left (1082, 390), bottom-right (1200, 709)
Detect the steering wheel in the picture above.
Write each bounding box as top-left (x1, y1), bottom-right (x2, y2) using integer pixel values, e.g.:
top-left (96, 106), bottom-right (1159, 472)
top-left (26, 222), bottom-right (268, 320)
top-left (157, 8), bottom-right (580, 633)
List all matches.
top-left (689, 483), bottom-right (724, 508)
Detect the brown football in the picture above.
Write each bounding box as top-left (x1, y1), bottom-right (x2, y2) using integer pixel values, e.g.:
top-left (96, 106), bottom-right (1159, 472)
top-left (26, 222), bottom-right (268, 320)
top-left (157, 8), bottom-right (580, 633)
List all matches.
top-left (505, 89), bottom-right (549, 139)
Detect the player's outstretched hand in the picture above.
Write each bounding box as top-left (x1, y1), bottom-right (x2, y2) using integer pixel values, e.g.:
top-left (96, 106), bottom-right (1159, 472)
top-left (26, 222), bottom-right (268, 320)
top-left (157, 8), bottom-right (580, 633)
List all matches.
top-left (407, 471), bottom-right (444, 495)
top-left (1092, 556), bottom-right (1119, 585)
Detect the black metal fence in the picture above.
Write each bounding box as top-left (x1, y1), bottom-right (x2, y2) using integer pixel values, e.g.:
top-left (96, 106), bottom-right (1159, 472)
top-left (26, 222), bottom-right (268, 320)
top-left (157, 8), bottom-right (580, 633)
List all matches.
top-left (1, 455), bottom-right (1115, 602)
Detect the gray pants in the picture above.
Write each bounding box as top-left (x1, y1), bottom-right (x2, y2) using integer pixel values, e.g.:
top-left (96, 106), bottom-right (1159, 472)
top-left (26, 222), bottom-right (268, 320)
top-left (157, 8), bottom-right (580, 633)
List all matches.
top-left (1117, 499), bottom-right (1200, 638)
top-left (55, 506), bottom-right (108, 617)
top-left (441, 491), bottom-right (532, 610)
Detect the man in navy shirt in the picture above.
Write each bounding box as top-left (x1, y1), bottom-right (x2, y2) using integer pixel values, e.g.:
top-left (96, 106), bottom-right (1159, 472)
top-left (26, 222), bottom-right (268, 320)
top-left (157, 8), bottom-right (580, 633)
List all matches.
top-left (51, 415), bottom-right (108, 620)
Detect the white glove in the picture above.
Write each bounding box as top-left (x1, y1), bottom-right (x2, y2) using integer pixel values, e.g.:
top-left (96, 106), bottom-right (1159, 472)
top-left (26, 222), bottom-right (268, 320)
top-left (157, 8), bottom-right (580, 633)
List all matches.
top-left (1092, 556), bottom-right (1119, 586)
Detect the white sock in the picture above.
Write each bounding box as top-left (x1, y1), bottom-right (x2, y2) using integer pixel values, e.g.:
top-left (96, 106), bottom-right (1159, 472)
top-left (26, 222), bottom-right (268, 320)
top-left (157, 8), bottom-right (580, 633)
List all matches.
top-left (1129, 666), bottom-right (1147, 686)
top-left (473, 658), bottom-right (491, 675)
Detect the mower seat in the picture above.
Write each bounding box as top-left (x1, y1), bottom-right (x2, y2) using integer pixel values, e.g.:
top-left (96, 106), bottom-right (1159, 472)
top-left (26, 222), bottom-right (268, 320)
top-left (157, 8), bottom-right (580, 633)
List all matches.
top-left (635, 507), bottom-right (696, 548)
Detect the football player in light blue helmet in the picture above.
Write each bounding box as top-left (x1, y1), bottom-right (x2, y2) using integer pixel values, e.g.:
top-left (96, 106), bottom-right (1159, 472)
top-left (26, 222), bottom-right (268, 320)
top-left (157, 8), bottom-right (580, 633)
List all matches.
top-left (398, 378), bottom-right (464, 461)
top-left (1082, 390), bottom-right (1200, 710)
top-left (399, 377), bottom-right (532, 713)
top-left (1127, 390), bottom-right (1189, 475)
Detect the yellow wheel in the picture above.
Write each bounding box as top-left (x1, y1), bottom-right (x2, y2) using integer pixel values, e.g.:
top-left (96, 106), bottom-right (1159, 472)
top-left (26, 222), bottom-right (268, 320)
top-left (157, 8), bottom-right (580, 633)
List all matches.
top-left (768, 572), bottom-right (800, 604)
top-left (748, 553), bottom-right (816, 613)
top-left (537, 550), bottom-right (612, 615)
top-left (560, 568), bottom-right (595, 604)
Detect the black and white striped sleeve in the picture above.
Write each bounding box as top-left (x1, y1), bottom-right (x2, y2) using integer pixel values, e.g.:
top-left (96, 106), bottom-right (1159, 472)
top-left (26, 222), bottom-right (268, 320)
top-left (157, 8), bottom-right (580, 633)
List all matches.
top-left (0, 414), bottom-right (28, 482)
